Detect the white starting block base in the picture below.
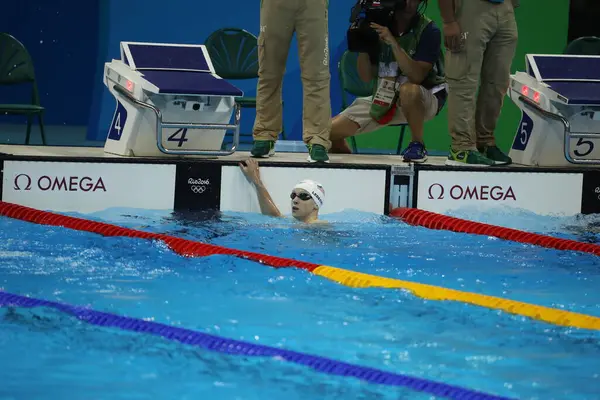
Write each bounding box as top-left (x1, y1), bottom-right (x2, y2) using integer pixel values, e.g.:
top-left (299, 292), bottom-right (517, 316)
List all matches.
top-left (102, 42), bottom-right (243, 158)
top-left (509, 94), bottom-right (600, 167)
top-left (104, 86), bottom-right (236, 157)
top-left (508, 54), bottom-right (600, 167)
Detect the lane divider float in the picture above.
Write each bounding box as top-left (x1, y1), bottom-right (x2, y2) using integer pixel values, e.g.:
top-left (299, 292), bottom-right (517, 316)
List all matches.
top-left (0, 291), bottom-right (514, 400)
top-left (391, 207), bottom-right (600, 256)
top-left (1, 201), bottom-right (599, 331)
top-left (313, 266), bottom-right (600, 330)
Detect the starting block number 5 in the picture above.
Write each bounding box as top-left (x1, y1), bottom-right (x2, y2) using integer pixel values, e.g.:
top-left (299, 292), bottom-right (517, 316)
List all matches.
top-left (512, 113), bottom-right (533, 151)
top-left (572, 137), bottom-right (596, 157)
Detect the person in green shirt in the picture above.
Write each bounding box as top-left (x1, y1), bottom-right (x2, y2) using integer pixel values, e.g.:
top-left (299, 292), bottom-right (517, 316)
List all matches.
top-left (329, 0), bottom-right (446, 163)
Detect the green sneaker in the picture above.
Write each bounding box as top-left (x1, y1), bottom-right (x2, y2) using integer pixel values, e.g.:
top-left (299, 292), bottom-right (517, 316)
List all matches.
top-left (445, 148), bottom-right (496, 167)
top-left (250, 140), bottom-right (275, 158)
top-left (478, 145), bottom-right (512, 165)
top-left (306, 144), bottom-right (329, 163)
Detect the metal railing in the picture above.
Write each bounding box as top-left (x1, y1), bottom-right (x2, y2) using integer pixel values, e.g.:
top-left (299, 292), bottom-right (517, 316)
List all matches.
top-left (519, 95), bottom-right (599, 165)
top-left (114, 84), bottom-right (240, 156)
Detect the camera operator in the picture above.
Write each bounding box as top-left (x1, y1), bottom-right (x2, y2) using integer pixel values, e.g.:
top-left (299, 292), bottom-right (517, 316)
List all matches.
top-left (330, 0), bottom-right (446, 163)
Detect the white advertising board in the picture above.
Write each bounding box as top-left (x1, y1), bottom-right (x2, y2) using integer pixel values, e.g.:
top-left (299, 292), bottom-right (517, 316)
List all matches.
top-left (416, 170), bottom-right (583, 216)
top-left (2, 161), bottom-right (176, 213)
top-left (220, 165), bottom-right (388, 215)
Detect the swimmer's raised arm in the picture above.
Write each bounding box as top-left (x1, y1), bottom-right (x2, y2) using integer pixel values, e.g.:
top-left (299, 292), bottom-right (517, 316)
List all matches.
top-left (239, 159), bottom-right (282, 218)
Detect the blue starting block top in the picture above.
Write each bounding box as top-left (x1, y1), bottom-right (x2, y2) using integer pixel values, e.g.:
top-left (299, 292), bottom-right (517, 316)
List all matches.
top-left (121, 42), bottom-right (243, 97)
top-left (526, 55), bottom-right (600, 105)
top-left (128, 43), bottom-right (213, 72)
top-left (141, 70), bottom-right (243, 96)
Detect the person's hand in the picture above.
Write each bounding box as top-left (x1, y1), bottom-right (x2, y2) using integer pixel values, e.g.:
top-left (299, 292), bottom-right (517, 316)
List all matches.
top-left (370, 23), bottom-right (396, 46)
top-left (239, 158), bottom-right (261, 184)
top-left (442, 21), bottom-right (464, 52)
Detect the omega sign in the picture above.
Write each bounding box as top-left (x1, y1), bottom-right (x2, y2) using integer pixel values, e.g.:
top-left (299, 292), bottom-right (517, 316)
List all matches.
top-left (427, 183), bottom-right (516, 201)
top-left (13, 174), bottom-right (107, 192)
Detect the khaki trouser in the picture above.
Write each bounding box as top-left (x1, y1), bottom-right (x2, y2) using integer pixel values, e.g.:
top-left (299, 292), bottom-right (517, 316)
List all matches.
top-left (253, 0), bottom-right (332, 150)
top-left (445, 0), bottom-right (518, 151)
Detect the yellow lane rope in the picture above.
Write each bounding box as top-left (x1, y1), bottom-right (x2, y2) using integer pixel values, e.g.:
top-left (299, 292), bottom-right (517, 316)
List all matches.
top-left (313, 266), bottom-right (600, 331)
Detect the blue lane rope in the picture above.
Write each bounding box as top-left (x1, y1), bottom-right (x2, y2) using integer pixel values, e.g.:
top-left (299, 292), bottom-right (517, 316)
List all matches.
top-left (0, 291), bottom-right (513, 400)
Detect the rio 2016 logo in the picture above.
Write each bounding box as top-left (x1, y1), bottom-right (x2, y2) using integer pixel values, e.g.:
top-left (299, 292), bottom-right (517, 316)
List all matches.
top-left (188, 178), bottom-right (210, 194)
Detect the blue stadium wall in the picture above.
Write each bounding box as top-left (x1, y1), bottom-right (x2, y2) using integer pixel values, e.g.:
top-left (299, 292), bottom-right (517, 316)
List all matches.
top-left (2, 0), bottom-right (356, 142)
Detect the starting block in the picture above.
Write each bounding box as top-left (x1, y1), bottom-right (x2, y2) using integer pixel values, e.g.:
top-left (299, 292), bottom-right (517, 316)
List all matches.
top-left (103, 41), bottom-right (243, 157)
top-left (508, 54), bottom-right (600, 167)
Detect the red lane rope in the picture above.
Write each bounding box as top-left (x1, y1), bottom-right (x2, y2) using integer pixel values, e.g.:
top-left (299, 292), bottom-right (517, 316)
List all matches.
top-left (0, 202), bottom-right (319, 271)
top-left (390, 207), bottom-right (600, 256)
top-left (2, 200), bottom-right (597, 263)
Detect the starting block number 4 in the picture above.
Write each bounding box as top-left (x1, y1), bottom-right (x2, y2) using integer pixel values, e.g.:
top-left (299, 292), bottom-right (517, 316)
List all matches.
top-left (108, 101), bottom-right (128, 141)
top-left (167, 128), bottom-right (189, 147)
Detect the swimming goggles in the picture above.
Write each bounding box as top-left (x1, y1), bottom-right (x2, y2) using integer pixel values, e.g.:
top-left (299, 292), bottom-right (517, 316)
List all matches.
top-left (290, 192), bottom-right (312, 201)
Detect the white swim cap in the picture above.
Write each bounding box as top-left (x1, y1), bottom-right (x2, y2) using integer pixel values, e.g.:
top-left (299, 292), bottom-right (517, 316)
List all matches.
top-left (293, 179), bottom-right (325, 208)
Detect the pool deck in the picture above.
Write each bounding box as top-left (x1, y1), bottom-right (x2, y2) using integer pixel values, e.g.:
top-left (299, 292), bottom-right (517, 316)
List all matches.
top-left (0, 143), bottom-right (591, 173)
top-left (0, 144), bottom-right (436, 166)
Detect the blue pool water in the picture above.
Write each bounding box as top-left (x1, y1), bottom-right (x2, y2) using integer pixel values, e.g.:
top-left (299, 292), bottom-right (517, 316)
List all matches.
top-left (0, 207), bottom-right (599, 400)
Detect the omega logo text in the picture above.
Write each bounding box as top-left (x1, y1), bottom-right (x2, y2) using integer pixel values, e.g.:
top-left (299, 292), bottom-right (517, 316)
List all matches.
top-left (14, 174), bottom-right (107, 192)
top-left (427, 183), bottom-right (516, 201)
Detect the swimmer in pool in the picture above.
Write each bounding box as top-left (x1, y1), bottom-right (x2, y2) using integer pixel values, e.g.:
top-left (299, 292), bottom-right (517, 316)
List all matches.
top-left (239, 158), bottom-right (326, 224)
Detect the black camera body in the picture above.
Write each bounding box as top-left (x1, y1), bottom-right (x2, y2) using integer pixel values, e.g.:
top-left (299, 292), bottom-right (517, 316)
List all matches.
top-left (347, 0), bottom-right (406, 56)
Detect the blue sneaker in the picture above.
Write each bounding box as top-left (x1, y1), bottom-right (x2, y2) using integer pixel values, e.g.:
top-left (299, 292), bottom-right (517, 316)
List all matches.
top-left (400, 141), bottom-right (428, 163)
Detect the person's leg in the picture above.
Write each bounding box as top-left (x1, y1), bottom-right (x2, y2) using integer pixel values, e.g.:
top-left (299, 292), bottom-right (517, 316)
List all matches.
top-left (329, 115), bottom-right (358, 154)
top-left (295, 0), bottom-right (331, 162)
top-left (444, 0), bottom-right (497, 166)
top-left (329, 97), bottom-right (387, 154)
top-left (399, 83), bottom-right (428, 143)
top-left (251, 0), bottom-right (297, 157)
top-left (332, 85), bottom-right (437, 160)
top-left (395, 83), bottom-right (440, 163)
top-left (474, 1), bottom-right (518, 165)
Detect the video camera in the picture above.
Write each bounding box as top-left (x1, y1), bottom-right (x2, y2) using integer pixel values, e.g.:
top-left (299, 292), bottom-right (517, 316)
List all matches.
top-left (347, 0), bottom-right (407, 56)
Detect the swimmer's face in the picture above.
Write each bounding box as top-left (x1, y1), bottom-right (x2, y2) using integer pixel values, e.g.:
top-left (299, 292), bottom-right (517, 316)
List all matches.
top-left (290, 189), bottom-right (318, 218)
